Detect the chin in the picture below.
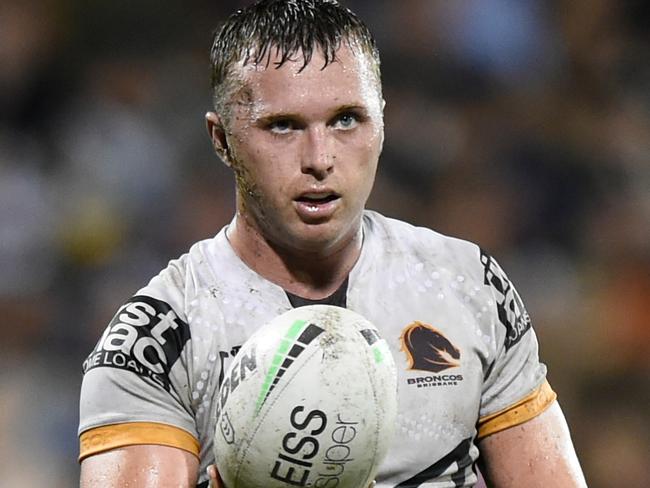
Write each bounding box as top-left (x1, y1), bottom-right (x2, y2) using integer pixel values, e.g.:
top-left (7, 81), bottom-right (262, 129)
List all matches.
top-left (294, 223), bottom-right (358, 254)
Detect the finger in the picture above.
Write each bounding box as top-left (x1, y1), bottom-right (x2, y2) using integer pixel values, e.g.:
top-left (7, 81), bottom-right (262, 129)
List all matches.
top-left (207, 465), bottom-right (222, 488)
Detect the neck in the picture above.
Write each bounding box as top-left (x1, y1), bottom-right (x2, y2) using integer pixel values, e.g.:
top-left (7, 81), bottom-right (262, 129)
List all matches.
top-left (226, 214), bottom-right (363, 300)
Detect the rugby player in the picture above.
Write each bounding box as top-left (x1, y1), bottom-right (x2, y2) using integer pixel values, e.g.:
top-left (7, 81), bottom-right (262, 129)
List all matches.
top-left (79, 1), bottom-right (588, 486)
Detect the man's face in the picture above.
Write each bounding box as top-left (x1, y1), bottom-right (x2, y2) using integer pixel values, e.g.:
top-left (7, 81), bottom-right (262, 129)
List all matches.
top-left (219, 44), bottom-right (384, 255)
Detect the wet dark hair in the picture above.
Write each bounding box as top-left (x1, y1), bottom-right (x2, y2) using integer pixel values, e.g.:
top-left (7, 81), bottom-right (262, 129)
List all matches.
top-left (210, 0), bottom-right (381, 117)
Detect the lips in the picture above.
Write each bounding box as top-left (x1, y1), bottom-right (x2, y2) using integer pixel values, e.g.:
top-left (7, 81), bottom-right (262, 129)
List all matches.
top-left (293, 190), bottom-right (341, 220)
top-left (295, 192), bottom-right (340, 204)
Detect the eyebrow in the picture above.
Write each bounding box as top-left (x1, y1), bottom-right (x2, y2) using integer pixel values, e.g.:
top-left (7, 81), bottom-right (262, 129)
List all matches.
top-left (256, 112), bottom-right (298, 123)
top-left (255, 104), bottom-right (369, 123)
top-left (333, 104), bottom-right (368, 115)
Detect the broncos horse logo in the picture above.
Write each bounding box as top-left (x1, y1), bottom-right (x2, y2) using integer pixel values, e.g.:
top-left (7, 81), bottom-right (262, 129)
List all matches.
top-left (400, 322), bottom-right (460, 373)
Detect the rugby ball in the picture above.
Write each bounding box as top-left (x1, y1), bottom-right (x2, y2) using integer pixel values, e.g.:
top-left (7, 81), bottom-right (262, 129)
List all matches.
top-left (213, 305), bottom-right (397, 488)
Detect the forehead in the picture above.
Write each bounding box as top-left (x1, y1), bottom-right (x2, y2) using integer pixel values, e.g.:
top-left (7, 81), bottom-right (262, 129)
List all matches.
top-left (233, 45), bottom-right (380, 113)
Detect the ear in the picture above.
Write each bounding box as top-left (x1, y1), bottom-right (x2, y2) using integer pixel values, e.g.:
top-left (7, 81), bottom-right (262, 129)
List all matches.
top-left (379, 99), bottom-right (386, 152)
top-left (205, 112), bottom-right (232, 166)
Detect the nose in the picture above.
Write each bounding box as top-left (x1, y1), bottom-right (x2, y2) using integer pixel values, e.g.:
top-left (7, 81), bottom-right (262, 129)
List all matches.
top-left (300, 126), bottom-right (334, 180)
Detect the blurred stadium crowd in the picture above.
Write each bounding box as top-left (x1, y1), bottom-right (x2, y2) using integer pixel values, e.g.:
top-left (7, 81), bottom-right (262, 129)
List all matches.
top-left (0, 0), bottom-right (648, 486)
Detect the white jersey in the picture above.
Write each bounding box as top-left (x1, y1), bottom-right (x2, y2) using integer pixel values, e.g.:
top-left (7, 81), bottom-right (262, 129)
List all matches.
top-left (79, 210), bottom-right (555, 487)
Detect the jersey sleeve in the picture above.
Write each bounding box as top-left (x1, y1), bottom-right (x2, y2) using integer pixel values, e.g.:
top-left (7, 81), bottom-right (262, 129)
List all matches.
top-left (476, 250), bottom-right (556, 439)
top-left (78, 260), bottom-right (198, 461)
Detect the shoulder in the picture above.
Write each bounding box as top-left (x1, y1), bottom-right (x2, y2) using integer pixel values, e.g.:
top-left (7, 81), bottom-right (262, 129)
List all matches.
top-left (363, 210), bottom-right (484, 276)
top-left (139, 231), bottom-right (228, 311)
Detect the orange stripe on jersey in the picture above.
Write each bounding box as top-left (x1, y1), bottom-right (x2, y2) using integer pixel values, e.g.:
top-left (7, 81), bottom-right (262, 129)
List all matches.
top-left (79, 422), bottom-right (200, 462)
top-left (477, 380), bottom-right (557, 439)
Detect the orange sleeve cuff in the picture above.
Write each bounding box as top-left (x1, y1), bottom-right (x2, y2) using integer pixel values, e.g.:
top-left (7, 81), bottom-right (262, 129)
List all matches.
top-left (477, 380), bottom-right (557, 439)
top-left (79, 422), bottom-right (200, 462)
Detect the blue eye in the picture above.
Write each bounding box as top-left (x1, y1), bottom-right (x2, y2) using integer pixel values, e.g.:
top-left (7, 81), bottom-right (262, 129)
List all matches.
top-left (269, 119), bottom-right (293, 134)
top-left (334, 113), bottom-right (359, 130)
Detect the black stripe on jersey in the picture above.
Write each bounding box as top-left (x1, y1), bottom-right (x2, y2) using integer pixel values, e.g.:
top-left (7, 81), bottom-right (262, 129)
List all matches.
top-left (285, 276), bottom-right (349, 308)
top-left (395, 437), bottom-right (474, 488)
top-left (480, 249), bottom-right (532, 351)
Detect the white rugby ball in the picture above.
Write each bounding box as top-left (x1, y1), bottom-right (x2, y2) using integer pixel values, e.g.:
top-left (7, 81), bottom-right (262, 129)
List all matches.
top-left (213, 305), bottom-right (397, 488)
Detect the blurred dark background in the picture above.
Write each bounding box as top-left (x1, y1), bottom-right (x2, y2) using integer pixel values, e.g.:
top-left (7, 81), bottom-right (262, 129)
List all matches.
top-left (1, 0), bottom-right (648, 486)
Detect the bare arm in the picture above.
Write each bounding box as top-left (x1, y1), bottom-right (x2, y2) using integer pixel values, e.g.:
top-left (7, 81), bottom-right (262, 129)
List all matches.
top-left (478, 401), bottom-right (587, 487)
top-left (80, 445), bottom-right (199, 488)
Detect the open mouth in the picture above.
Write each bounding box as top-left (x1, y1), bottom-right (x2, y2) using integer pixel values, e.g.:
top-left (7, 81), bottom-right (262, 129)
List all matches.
top-left (295, 194), bottom-right (340, 204)
top-left (293, 192), bottom-right (341, 219)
